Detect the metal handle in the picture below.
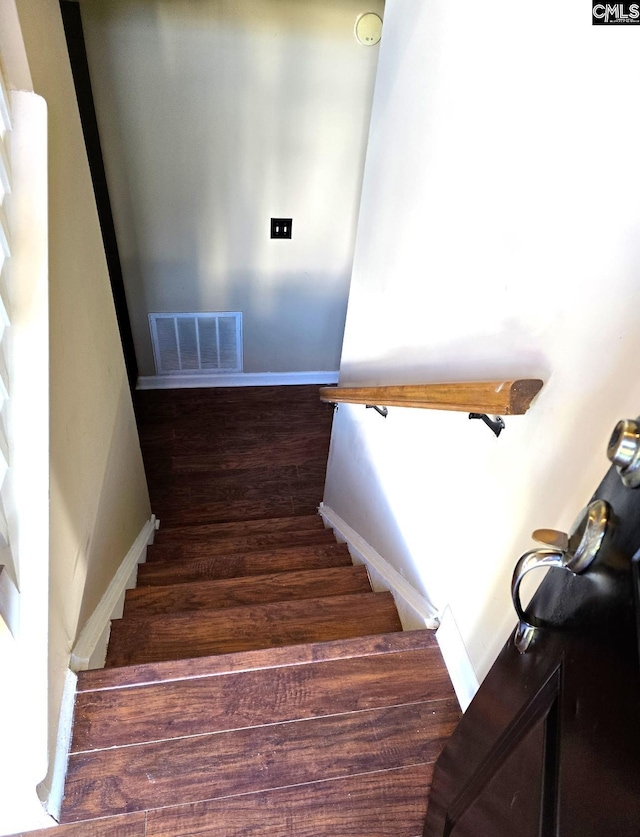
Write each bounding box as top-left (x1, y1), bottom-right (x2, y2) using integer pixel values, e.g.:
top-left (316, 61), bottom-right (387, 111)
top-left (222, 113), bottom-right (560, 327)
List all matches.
top-left (511, 548), bottom-right (567, 652)
top-left (511, 499), bottom-right (610, 653)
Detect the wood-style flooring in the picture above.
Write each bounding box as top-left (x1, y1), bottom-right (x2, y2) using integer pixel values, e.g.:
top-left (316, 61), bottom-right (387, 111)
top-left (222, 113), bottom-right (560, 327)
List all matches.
top-left (15, 386), bottom-right (459, 837)
top-left (135, 385), bottom-right (334, 526)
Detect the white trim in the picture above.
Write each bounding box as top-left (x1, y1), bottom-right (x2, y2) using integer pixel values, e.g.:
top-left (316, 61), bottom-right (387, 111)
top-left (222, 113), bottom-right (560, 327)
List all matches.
top-left (0, 202), bottom-right (10, 258)
top-left (0, 562), bottom-right (19, 635)
top-left (137, 371), bottom-right (340, 390)
top-left (318, 503), bottom-right (439, 630)
top-left (0, 64), bottom-right (12, 134)
top-left (70, 515), bottom-right (157, 671)
top-left (39, 669), bottom-right (77, 821)
top-left (0, 134), bottom-right (11, 196)
top-left (436, 606), bottom-right (480, 712)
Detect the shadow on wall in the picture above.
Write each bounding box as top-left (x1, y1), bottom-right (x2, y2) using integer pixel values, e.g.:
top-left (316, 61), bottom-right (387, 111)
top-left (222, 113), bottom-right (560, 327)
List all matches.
top-left (75, 377), bottom-right (151, 631)
top-left (130, 265), bottom-right (351, 373)
top-left (80, 0), bottom-right (382, 376)
top-left (338, 321), bottom-right (553, 388)
top-left (49, 375), bottom-right (150, 665)
top-left (325, 402), bottom-right (437, 599)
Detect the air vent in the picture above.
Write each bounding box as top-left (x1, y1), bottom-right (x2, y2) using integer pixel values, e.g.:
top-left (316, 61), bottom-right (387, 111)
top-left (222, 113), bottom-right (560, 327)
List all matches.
top-left (149, 313), bottom-right (243, 375)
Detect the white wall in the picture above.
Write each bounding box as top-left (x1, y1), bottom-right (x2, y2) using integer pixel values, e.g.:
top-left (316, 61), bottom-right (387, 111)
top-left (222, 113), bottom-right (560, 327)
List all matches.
top-left (324, 0), bottom-right (640, 685)
top-left (80, 0), bottom-right (383, 377)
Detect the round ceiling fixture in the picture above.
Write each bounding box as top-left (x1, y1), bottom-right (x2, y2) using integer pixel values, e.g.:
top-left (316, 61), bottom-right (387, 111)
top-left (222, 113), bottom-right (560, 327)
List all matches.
top-left (355, 12), bottom-right (382, 46)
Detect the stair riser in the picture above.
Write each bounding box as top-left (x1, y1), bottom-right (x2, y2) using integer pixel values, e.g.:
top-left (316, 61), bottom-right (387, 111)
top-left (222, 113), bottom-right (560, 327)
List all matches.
top-left (146, 529), bottom-right (335, 561)
top-left (136, 544), bottom-right (352, 587)
top-left (105, 592), bottom-right (402, 667)
top-left (154, 514), bottom-right (326, 544)
top-left (123, 565), bottom-right (372, 617)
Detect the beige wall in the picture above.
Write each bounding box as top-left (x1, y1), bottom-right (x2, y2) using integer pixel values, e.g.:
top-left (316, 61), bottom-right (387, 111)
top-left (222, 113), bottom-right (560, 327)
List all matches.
top-left (80, 0), bottom-right (383, 377)
top-left (0, 4), bottom-right (50, 826)
top-left (324, 0), bottom-right (640, 686)
top-left (15, 0), bottom-right (151, 797)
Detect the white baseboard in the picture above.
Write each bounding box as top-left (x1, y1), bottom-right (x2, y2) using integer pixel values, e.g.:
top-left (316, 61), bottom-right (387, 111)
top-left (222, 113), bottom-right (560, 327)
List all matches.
top-left (318, 504), bottom-right (439, 631)
top-left (436, 606), bottom-right (480, 712)
top-left (70, 515), bottom-right (157, 671)
top-left (38, 669), bottom-right (77, 820)
top-left (40, 518), bottom-right (157, 817)
top-left (318, 505), bottom-right (480, 713)
top-left (137, 371), bottom-right (340, 390)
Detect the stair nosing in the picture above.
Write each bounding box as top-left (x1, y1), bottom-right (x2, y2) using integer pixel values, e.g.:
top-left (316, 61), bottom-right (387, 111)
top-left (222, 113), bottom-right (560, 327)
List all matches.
top-left (154, 514), bottom-right (326, 538)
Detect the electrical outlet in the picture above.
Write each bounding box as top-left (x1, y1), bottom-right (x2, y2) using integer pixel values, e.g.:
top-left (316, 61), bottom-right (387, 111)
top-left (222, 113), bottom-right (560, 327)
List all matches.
top-left (271, 218), bottom-right (292, 239)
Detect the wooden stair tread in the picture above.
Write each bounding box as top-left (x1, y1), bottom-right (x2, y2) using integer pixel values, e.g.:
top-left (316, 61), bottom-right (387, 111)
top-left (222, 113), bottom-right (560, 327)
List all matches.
top-left (146, 527), bottom-right (335, 561)
top-left (154, 513), bottom-right (325, 542)
top-left (144, 764), bottom-right (433, 837)
top-left (105, 592), bottom-right (403, 666)
top-left (123, 565), bottom-right (372, 617)
top-left (78, 630), bottom-right (440, 692)
top-left (30, 765), bottom-right (431, 837)
top-left (18, 767), bottom-right (433, 837)
top-left (136, 542), bottom-right (352, 586)
top-left (72, 645), bottom-right (453, 752)
top-left (61, 699), bottom-right (459, 822)
top-left (10, 812), bottom-right (146, 837)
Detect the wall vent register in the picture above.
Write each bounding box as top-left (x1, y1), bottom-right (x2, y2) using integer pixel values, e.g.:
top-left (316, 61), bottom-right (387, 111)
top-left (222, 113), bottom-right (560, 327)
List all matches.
top-left (149, 312), bottom-right (243, 375)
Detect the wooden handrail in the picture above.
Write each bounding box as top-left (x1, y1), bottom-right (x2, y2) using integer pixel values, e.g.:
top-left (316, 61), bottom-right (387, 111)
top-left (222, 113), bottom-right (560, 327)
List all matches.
top-left (319, 379), bottom-right (543, 416)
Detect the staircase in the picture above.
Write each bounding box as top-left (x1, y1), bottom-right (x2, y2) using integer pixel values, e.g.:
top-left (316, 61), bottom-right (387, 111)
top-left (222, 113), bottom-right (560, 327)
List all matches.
top-left (21, 386), bottom-right (459, 837)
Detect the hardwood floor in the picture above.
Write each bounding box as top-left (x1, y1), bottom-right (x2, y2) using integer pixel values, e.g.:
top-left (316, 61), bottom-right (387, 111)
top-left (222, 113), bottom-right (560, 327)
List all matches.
top-left (15, 386), bottom-right (459, 837)
top-left (135, 386), bottom-right (334, 525)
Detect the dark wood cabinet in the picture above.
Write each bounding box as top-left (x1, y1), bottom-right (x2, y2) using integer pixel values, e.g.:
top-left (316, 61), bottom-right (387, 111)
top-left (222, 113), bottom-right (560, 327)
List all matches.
top-left (424, 432), bottom-right (640, 836)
